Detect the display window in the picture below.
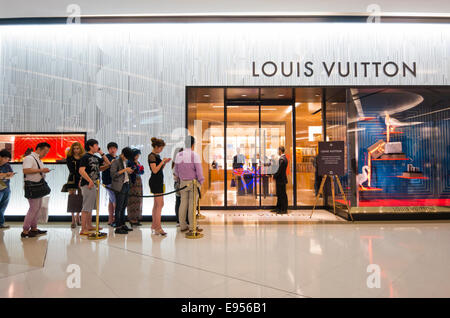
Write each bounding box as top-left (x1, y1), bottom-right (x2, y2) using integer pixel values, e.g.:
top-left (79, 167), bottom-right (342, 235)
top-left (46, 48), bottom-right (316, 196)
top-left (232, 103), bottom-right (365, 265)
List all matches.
top-left (348, 88), bottom-right (450, 208)
top-left (0, 133), bottom-right (86, 163)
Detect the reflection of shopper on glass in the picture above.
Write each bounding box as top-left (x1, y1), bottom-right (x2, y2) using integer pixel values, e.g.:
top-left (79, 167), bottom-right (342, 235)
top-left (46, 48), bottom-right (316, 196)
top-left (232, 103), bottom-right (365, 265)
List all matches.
top-left (22, 143), bottom-right (52, 238)
top-left (313, 155), bottom-right (320, 197)
top-left (65, 142), bottom-right (84, 228)
top-left (0, 149), bottom-right (14, 229)
top-left (233, 148), bottom-right (247, 194)
top-left (148, 137), bottom-right (171, 236)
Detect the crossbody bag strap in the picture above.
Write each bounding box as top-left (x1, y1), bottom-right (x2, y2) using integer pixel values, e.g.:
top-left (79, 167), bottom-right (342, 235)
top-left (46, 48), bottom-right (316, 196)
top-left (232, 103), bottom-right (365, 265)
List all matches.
top-left (32, 157), bottom-right (44, 180)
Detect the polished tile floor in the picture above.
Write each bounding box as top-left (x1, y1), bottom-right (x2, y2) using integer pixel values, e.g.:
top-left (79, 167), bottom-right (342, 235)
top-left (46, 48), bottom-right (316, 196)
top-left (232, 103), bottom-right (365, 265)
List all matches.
top-left (1, 211), bottom-right (450, 298)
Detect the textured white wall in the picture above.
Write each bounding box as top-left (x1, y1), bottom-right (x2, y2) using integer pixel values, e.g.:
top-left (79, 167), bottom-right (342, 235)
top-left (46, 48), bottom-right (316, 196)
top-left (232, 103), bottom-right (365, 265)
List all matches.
top-left (0, 0), bottom-right (449, 19)
top-left (0, 22), bottom-right (449, 215)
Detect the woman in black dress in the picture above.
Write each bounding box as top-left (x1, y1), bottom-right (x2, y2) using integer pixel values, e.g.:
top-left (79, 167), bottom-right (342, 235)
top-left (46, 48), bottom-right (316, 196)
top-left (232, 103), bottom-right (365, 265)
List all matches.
top-left (148, 137), bottom-right (171, 235)
top-left (65, 142), bottom-right (85, 228)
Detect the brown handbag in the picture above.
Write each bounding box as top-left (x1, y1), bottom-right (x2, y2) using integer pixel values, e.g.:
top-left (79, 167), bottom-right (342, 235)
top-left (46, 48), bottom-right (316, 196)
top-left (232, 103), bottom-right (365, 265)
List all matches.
top-left (67, 189), bottom-right (83, 213)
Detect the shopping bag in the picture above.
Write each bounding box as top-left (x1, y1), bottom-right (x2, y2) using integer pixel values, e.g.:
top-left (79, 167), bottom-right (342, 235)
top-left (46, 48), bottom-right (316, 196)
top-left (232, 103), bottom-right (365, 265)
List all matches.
top-left (38, 196), bottom-right (49, 224)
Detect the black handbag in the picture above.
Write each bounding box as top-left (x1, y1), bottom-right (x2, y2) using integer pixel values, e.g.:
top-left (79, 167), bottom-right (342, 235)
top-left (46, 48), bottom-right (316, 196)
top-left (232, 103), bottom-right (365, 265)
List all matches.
top-left (61, 173), bottom-right (75, 193)
top-left (24, 157), bottom-right (51, 199)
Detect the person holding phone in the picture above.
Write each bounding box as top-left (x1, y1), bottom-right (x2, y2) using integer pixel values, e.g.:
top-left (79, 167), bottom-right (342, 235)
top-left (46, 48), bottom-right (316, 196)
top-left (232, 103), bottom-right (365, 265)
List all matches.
top-left (0, 149), bottom-right (14, 229)
top-left (110, 147), bottom-right (134, 234)
top-left (21, 143), bottom-right (51, 238)
top-left (148, 137), bottom-right (171, 235)
top-left (78, 139), bottom-right (111, 235)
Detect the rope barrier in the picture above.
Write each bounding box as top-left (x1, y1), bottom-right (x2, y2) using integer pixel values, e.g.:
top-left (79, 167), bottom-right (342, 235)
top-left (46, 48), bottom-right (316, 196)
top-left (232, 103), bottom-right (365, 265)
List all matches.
top-left (101, 183), bottom-right (187, 198)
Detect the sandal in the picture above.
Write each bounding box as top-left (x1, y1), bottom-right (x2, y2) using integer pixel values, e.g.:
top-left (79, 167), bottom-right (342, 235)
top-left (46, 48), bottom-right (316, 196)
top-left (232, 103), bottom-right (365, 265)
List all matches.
top-left (71, 223), bottom-right (76, 228)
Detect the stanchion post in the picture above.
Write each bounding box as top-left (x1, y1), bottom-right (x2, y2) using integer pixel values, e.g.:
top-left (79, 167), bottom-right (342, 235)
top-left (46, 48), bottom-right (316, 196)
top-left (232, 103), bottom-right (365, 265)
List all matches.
top-left (330, 175), bottom-right (336, 215)
top-left (186, 179), bottom-right (203, 239)
top-left (88, 180), bottom-right (107, 240)
top-left (335, 175), bottom-right (354, 222)
top-left (310, 175), bottom-right (327, 219)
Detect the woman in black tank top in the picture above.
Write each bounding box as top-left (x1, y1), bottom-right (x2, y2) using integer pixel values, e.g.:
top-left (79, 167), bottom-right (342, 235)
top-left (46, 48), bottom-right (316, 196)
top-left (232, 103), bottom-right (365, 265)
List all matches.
top-left (148, 137), bottom-right (171, 236)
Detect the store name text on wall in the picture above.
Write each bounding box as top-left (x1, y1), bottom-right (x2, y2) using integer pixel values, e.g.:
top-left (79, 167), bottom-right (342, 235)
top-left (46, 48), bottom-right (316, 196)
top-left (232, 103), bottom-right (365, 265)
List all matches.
top-left (252, 61), bottom-right (417, 78)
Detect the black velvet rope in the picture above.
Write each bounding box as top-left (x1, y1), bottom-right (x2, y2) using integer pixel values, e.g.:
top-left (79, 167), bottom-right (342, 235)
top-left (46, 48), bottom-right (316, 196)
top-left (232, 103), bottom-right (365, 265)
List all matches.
top-left (101, 184), bottom-right (188, 198)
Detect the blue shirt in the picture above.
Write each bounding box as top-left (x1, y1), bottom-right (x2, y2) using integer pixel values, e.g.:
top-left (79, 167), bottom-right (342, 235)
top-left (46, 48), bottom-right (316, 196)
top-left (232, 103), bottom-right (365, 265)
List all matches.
top-left (0, 162), bottom-right (13, 190)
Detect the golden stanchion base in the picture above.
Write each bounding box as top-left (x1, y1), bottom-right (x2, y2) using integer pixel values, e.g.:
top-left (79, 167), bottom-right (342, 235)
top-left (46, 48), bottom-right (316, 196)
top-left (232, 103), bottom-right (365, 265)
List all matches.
top-left (87, 232), bottom-right (108, 240)
top-left (185, 231), bottom-right (204, 239)
top-left (196, 213), bottom-right (206, 219)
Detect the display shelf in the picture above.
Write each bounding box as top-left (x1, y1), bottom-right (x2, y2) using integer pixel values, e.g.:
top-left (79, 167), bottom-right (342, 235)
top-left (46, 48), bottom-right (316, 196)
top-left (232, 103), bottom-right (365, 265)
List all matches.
top-left (395, 176), bottom-right (429, 180)
top-left (372, 158), bottom-right (410, 161)
top-left (382, 131), bottom-right (404, 135)
top-left (359, 186), bottom-right (383, 191)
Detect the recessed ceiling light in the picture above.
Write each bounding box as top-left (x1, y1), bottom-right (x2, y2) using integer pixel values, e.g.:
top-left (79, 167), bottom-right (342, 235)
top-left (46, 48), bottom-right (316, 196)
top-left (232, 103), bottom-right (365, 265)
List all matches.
top-left (241, 94), bottom-right (247, 97)
top-left (278, 94), bottom-right (285, 97)
top-left (203, 94), bottom-right (210, 97)
top-left (315, 94), bottom-right (320, 97)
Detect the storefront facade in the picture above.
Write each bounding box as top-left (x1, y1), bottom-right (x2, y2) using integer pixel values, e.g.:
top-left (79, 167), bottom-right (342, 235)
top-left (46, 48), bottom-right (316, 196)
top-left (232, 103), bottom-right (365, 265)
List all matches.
top-left (0, 18), bottom-right (449, 219)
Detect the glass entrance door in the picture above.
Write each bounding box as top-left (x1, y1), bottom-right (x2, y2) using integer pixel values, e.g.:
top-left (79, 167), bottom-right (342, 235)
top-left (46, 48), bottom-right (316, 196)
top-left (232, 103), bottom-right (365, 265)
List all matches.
top-left (187, 86), bottom-right (320, 209)
top-left (260, 105), bottom-right (294, 206)
top-left (225, 89), bottom-right (294, 208)
top-left (226, 105), bottom-right (260, 206)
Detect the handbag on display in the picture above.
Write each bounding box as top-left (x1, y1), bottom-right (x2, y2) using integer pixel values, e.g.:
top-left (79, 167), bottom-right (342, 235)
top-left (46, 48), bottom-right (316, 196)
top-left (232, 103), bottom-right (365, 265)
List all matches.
top-left (230, 178), bottom-right (236, 188)
top-left (385, 142), bottom-right (402, 154)
top-left (24, 157), bottom-right (51, 199)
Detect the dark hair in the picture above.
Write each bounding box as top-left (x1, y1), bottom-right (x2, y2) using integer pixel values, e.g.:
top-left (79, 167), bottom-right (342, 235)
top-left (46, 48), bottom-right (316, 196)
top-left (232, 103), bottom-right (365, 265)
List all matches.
top-left (278, 146), bottom-right (285, 153)
top-left (185, 135), bottom-right (195, 148)
top-left (107, 142), bottom-right (118, 150)
top-left (36, 142), bottom-right (51, 150)
top-left (121, 147), bottom-right (134, 161)
top-left (0, 149), bottom-right (11, 159)
top-left (132, 148), bottom-right (141, 158)
top-left (172, 147), bottom-right (183, 169)
top-left (151, 137), bottom-right (165, 148)
top-left (85, 139), bottom-right (98, 151)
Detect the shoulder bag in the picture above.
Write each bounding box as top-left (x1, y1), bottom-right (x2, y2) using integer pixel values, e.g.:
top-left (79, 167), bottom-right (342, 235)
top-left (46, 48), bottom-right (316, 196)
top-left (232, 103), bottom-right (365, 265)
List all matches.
top-left (24, 157), bottom-right (51, 199)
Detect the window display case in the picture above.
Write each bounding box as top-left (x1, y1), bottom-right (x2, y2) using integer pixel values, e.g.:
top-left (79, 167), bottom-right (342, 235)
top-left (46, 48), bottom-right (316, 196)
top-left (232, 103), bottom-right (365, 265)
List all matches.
top-left (0, 133), bottom-right (86, 163)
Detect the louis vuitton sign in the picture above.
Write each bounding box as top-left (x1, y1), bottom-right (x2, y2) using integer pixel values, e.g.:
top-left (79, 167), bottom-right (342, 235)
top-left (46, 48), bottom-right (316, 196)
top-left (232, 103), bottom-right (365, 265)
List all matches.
top-left (252, 61), bottom-right (417, 78)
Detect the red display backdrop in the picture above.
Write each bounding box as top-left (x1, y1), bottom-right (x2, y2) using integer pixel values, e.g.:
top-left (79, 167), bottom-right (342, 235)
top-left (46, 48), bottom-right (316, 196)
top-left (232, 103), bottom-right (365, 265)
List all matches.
top-left (2, 134), bottom-right (86, 163)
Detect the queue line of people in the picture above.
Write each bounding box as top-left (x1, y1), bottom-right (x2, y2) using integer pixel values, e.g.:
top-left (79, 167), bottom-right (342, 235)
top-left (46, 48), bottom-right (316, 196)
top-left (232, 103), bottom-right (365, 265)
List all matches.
top-left (0, 136), bottom-right (205, 238)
